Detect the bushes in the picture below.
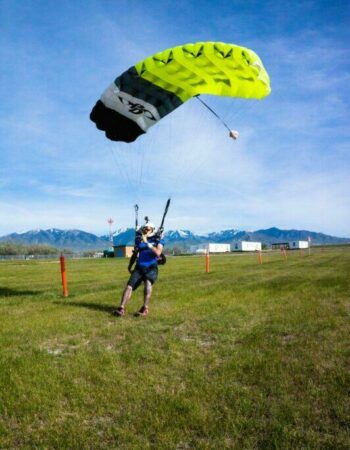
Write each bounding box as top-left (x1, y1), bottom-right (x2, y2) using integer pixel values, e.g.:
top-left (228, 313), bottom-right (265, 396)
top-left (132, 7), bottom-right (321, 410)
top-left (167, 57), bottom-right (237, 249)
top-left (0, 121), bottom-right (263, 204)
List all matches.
top-left (0, 241), bottom-right (60, 256)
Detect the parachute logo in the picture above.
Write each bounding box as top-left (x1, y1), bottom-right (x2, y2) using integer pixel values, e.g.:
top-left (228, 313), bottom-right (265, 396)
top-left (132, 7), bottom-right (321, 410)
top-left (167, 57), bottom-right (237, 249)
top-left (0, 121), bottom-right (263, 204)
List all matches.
top-left (118, 96), bottom-right (157, 121)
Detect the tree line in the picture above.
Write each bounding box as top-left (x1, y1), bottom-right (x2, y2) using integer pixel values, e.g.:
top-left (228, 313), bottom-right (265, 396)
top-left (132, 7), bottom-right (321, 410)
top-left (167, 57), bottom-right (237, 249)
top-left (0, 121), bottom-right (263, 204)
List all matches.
top-left (0, 241), bottom-right (73, 256)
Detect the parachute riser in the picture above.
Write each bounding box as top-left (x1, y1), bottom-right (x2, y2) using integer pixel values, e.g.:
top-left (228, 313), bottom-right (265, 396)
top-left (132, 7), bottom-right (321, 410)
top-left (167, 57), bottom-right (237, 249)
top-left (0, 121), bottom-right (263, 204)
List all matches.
top-left (158, 198), bottom-right (171, 236)
top-left (134, 204), bottom-right (139, 231)
top-left (128, 204), bottom-right (140, 273)
top-left (141, 198), bottom-right (170, 238)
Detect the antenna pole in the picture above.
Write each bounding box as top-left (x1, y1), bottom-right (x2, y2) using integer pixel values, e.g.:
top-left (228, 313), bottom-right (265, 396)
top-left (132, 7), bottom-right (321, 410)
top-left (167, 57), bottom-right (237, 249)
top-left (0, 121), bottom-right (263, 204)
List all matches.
top-left (107, 217), bottom-right (114, 245)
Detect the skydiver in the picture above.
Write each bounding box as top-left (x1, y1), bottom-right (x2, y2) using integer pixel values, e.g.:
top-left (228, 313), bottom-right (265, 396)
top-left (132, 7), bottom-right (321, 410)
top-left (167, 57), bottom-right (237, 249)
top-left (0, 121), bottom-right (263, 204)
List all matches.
top-left (113, 222), bottom-right (164, 317)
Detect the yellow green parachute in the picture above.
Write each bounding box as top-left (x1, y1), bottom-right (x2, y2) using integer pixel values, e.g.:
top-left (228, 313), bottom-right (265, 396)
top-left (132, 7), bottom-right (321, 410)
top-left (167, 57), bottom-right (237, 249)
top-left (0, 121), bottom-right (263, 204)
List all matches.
top-left (90, 42), bottom-right (271, 142)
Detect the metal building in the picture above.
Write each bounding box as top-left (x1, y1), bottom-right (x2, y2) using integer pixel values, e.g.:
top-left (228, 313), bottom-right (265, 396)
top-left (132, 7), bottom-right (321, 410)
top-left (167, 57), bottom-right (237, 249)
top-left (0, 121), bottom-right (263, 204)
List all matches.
top-left (233, 241), bottom-right (262, 251)
top-left (190, 243), bottom-right (231, 254)
top-left (289, 241), bottom-right (309, 249)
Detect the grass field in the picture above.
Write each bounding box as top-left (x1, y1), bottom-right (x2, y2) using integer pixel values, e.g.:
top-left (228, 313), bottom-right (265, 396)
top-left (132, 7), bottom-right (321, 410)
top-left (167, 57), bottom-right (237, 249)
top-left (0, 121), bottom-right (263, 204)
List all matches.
top-left (0, 248), bottom-right (349, 449)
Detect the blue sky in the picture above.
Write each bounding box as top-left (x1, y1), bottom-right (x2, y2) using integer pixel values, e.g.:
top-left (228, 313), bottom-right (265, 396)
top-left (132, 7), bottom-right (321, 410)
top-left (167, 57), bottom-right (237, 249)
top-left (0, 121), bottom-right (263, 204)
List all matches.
top-left (1, 0), bottom-right (349, 236)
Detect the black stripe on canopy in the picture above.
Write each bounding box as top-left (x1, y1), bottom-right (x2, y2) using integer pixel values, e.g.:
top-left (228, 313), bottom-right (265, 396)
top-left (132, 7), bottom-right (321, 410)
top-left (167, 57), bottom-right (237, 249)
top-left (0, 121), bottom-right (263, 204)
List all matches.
top-left (90, 100), bottom-right (145, 143)
top-left (115, 67), bottom-right (182, 118)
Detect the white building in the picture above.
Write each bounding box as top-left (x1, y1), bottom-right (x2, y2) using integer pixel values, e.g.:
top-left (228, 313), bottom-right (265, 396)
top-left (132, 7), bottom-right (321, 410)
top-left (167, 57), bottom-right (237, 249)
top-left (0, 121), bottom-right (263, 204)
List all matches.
top-left (208, 243), bottom-right (230, 253)
top-left (190, 243), bottom-right (231, 254)
top-left (233, 241), bottom-right (262, 252)
top-left (189, 247), bottom-right (206, 254)
top-left (289, 240), bottom-right (309, 249)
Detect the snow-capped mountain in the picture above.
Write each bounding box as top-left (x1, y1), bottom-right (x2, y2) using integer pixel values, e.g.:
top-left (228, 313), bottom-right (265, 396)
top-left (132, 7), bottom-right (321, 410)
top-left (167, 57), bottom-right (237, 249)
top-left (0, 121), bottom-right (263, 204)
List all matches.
top-left (111, 228), bottom-right (137, 246)
top-left (165, 230), bottom-right (199, 241)
top-left (113, 228), bottom-right (349, 247)
top-left (202, 229), bottom-right (247, 242)
top-left (0, 229), bottom-right (109, 251)
top-left (0, 227), bottom-right (348, 251)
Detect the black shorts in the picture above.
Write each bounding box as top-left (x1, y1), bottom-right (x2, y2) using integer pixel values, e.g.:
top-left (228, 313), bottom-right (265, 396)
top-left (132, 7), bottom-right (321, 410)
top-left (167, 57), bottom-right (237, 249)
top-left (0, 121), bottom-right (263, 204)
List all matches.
top-left (127, 264), bottom-right (158, 291)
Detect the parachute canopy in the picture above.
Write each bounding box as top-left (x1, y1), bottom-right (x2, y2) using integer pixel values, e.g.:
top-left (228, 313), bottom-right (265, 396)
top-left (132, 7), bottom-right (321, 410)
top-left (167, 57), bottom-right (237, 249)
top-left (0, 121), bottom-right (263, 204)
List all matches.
top-left (90, 41), bottom-right (271, 143)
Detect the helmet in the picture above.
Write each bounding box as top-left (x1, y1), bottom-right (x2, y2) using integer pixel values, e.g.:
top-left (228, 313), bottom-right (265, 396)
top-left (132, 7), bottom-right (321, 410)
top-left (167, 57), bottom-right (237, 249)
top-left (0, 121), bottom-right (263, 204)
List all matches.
top-left (142, 222), bottom-right (155, 232)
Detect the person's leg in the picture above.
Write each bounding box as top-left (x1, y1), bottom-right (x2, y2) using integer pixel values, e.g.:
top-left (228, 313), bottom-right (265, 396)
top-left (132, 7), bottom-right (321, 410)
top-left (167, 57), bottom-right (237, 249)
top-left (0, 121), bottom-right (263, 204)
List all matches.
top-left (114, 269), bottom-right (142, 316)
top-left (135, 280), bottom-right (153, 316)
top-left (143, 280), bottom-right (153, 308)
top-left (113, 285), bottom-right (132, 316)
top-left (135, 266), bottom-right (158, 316)
top-left (120, 285), bottom-right (133, 308)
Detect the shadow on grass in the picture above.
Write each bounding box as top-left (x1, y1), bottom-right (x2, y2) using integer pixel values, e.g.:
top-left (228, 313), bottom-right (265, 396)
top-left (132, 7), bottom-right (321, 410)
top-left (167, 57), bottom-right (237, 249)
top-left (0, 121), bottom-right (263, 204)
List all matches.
top-left (55, 301), bottom-right (116, 314)
top-left (0, 287), bottom-right (38, 297)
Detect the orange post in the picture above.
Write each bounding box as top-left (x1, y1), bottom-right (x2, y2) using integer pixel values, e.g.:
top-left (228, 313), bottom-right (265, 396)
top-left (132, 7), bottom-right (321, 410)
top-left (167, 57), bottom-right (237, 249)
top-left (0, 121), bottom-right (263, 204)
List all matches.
top-left (282, 248), bottom-right (288, 261)
top-left (205, 251), bottom-right (210, 273)
top-left (60, 254), bottom-right (69, 297)
top-left (258, 251), bottom-right (263, 265)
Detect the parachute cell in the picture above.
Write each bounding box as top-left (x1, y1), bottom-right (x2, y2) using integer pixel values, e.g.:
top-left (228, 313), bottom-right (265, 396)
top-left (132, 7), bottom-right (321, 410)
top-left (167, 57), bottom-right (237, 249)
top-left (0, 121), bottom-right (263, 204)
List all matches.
top-left (90, 42), bottom-right (271, 143)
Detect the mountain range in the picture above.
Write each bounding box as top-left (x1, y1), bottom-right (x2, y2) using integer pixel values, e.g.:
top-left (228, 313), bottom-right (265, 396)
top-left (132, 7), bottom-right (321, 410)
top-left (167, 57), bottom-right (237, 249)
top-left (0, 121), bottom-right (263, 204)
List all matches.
top-left (0, 227), bottom-right (349, 251)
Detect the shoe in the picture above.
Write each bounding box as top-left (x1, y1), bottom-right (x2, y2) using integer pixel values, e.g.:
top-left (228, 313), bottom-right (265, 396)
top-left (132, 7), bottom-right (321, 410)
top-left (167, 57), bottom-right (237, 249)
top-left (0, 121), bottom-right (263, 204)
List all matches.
top-left (113, 306), bottom-right (125, 317)
top-left (134, 306), bottom-right (149, 317)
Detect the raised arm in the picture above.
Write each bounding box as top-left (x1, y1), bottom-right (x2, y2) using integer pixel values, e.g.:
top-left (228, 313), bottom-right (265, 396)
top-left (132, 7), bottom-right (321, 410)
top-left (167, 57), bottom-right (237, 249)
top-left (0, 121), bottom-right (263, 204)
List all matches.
top-left (141, 232), bottom-right (163, 257)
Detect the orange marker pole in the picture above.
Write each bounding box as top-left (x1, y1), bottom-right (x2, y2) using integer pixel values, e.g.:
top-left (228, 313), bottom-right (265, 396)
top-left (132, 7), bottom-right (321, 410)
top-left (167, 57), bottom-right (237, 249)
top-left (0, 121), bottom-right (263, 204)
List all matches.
top-left (60, 254), bottom-right (69, 297)
top-left (258, 251), bottom-right (263, 265)
top-left (205, 250), bottom-right (210, 273)
top-left (282, 248), bottom-right (288, 261)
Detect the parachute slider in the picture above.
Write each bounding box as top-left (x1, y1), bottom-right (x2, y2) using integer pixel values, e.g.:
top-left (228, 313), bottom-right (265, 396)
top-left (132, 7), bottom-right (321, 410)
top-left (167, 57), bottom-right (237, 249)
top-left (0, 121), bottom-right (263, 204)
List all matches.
top-left (229, 130), bottom-right (239, 140)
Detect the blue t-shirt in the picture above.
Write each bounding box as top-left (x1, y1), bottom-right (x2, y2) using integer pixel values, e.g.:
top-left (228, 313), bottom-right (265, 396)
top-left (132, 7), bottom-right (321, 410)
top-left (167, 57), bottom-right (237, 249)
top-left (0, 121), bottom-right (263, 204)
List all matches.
top-left (136, 235), bottom-right (165, 268)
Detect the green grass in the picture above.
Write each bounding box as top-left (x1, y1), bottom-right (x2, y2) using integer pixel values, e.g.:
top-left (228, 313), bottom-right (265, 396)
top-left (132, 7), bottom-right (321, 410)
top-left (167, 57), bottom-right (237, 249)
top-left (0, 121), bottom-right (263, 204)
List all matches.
top-left (0, 248), bottom-right (349, 449)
